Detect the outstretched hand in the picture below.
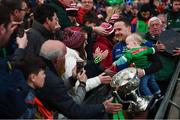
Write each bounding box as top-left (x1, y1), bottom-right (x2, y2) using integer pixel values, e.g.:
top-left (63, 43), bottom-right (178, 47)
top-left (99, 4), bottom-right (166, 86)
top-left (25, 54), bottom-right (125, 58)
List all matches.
top-left (93, 47), bottom-right (109, 62)
top-left (103, 97), bottom-right (122, 114)
top-left (98, 72), bottom-right (112, 84)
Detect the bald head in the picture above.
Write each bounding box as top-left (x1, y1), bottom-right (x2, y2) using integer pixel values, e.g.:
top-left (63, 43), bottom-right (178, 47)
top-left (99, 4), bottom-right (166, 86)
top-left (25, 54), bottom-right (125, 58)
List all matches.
top-left (40, 40), bottom-right (67, 60)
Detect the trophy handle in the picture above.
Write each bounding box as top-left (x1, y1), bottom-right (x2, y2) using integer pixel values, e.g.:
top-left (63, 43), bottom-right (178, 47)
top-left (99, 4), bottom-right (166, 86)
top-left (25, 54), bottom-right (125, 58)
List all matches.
top-left (113, 91), bottom-right (137, 105)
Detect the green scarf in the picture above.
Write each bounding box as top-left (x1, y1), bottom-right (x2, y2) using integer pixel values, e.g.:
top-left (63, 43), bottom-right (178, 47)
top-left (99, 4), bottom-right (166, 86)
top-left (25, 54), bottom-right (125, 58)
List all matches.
top-left (112, 98), bottom-right (125, 120)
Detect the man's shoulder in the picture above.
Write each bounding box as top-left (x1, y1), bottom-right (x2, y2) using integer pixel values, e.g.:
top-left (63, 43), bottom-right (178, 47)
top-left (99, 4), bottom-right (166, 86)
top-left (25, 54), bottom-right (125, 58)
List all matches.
top-left (45, 67), bottom-right (66, 86)
top-left (27, 28), bottom-right (41, 36)
top-left (48, 1), bottom-right (65, 13)
top-left (113, 42), bottom-right (126, 50)
top-left (27, 28), bottom-right (44, 41)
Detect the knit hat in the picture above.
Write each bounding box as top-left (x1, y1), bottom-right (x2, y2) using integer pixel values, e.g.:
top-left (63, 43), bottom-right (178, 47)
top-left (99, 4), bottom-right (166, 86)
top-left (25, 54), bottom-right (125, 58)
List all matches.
top-left (100, 22), bottom-right (114, 34)
top-left (62, 26), bottom-right (85, 49)
top-left (110, 14), bottom-right (120, 20)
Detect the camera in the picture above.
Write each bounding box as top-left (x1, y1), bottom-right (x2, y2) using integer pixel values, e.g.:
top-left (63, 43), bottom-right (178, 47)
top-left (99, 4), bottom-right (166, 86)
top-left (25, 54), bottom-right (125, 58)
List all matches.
top-left (76, 62), bottom-right (84, 74)
top-left (17, 23), bottom-right (25, 38)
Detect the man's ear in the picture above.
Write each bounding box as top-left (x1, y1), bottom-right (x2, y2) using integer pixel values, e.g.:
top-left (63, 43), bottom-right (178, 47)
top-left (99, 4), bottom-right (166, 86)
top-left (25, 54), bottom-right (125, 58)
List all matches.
top-left (46, 17), bottom-right (53, 24)
top-left (52, 57), bottom-right (58, 65)
top-left (128, 26), bottom-right (131, 33)
top-left (12, 9), bottom-right (20, 17)
top-left (29, 74), bottom-right (36, 82)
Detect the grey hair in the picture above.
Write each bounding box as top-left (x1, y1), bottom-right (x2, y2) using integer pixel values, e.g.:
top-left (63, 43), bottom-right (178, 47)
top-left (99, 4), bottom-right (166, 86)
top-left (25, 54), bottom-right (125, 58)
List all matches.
top-left (40, 45), bottom-right (63, 61)
top-left (148, 17), bottom-right (162, 27)
top-left (157, 14), bottom-right (167, 20)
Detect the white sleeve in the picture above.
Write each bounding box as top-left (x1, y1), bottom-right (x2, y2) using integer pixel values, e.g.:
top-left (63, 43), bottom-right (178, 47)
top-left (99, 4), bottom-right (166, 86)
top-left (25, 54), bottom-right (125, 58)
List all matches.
top-left (75, 76), bottom-right (101, 92)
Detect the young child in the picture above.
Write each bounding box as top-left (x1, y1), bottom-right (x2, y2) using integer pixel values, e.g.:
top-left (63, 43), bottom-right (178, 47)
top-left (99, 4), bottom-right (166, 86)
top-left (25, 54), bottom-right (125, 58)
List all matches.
top-left (17, 54), bottom-right (53, 119)
top-left (113, 33), bottom-right (161, 99)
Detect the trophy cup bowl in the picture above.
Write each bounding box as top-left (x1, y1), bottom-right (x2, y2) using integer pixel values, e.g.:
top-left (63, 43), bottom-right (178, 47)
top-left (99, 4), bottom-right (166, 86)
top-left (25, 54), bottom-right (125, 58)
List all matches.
top-left (110, 67), bottom-right (149, 112)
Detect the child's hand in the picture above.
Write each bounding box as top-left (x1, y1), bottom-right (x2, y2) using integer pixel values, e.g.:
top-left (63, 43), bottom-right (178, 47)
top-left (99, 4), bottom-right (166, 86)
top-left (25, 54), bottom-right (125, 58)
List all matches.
top-left (137, 68), bottom-right (145, 78)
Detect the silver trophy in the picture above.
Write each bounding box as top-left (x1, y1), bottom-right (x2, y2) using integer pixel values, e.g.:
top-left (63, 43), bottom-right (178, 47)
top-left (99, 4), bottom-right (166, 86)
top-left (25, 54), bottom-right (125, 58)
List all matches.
top-left (110, 67), bottom-right (150, 112)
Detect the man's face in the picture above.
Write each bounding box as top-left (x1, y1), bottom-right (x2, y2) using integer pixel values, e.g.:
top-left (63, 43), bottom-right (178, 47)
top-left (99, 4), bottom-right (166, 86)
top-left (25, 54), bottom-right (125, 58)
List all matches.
top-left (141, 11), bottom-right (150, 20)
top-left (149, 19), bottom-right (162, 36)
top-left (13, 1), bottom-right (27, 22)
top-left (59, 0), bottom-right (75, 8)
top-left (0, 23), bottom-right (15, 47)
top-left (81, 0), bottom-right (94, 11)
top-left (113, 21), bottom-right (131, 42)
top-left (36, 0), bottom-right (45, 5)
top-left (157, 15), bottom-right (167, 30)
top-left (32, 69), bottom-right (46, 88)
top-left (172, 1), bottom-right (180, 12)
top-left (48, 13), bottom-right (60, 31)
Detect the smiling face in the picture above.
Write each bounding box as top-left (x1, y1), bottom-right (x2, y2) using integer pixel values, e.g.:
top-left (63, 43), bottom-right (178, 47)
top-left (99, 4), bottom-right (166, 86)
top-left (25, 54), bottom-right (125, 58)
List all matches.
top-left (113, 21), bottom-right (131, 42)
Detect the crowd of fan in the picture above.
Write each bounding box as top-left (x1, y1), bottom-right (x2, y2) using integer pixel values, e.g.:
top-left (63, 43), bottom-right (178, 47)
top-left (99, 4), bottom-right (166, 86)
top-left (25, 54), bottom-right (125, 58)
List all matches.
top-left (0, 0), bottom-right (179, 119)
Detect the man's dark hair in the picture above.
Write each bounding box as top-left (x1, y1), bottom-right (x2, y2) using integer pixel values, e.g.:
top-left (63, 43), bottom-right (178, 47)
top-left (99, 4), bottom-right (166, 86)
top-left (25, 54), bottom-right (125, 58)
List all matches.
top-left (0, 4), bottom-right (11, 27)
top-left (17, 54), bottom-right (46, 80)
top-left (83, 11), bottom-right (97, 24)
top-left (1, 0), bottom-right (22, 13)
top-left (118, 17), bottom-right (131, 27)
top-left (33, 4), bottom-right (57, 24)
top-left (137, 3), bottom-right (152, 21)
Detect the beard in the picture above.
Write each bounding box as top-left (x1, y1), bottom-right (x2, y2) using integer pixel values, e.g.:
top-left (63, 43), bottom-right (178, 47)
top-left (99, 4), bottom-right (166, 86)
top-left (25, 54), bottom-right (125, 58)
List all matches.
top-left (114, 35), bottom-right (125, 42)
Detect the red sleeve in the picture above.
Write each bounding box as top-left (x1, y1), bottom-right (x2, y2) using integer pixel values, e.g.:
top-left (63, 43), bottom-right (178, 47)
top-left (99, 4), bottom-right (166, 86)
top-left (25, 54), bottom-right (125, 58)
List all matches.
top-left (93, 41), bottom-right (113, 69)
top-left (131, 18), bottom-right (137, 24)
top-left (76, 8), bottom-right (86, 24)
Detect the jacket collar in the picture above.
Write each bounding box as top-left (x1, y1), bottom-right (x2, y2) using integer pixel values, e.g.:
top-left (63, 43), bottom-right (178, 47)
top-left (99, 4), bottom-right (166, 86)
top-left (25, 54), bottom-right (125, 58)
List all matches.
top-left (41, 57), bottom-right (59, 76)
top-left (32, 20), bottom-right (54, 39)
top-left (145, 32), bottom-right (159, 44)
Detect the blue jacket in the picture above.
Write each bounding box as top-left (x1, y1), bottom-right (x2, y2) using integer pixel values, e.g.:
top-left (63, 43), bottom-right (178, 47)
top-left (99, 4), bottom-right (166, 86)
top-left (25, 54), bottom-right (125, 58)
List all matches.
top-left (112, 42), bottom-right (128, 71)
top-left (0, 58), bottom-right (29, 118)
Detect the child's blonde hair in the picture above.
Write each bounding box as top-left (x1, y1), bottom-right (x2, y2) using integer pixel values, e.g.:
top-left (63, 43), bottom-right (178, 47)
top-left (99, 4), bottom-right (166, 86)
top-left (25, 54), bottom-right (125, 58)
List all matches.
top-left (126, 33), bottom-right (143, 44)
